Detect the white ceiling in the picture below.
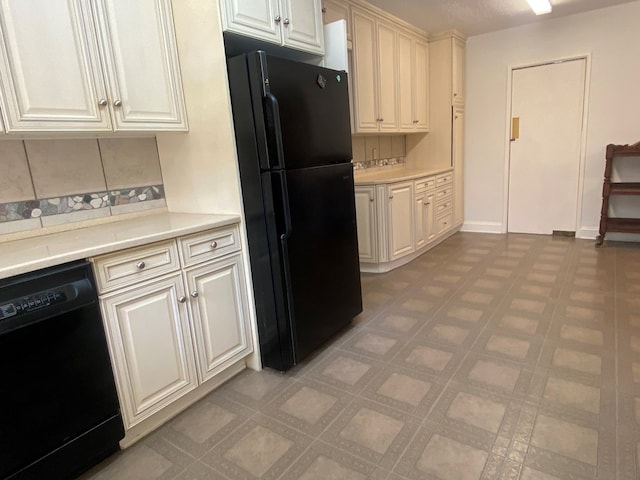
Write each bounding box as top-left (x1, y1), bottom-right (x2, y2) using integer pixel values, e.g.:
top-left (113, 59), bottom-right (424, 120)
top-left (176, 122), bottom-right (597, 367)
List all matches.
top-left (364, 0), bottom-right (638, 36)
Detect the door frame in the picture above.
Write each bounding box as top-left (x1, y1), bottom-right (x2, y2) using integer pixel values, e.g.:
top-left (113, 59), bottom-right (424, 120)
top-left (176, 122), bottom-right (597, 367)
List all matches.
top-left (501, 54), bottom-right (592, 236)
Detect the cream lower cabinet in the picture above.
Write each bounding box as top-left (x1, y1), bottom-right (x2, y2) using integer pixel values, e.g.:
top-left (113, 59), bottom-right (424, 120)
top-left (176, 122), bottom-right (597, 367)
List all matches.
top-left (355, 170), bottom-right (457, 273)
top-left (387, 181), bottom-right (415, 260)
top-left (93, 225), bottom-right (252, 430)
top-left (354, 185), bottom-right (377, 263)
top-left (185, 253), bottom-right (251, 383)
top-left (100, 272), bottom-right (198, 428)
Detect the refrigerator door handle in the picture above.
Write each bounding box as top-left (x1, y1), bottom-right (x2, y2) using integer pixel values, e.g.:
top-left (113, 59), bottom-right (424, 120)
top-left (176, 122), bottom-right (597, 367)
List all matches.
top-left (263, 92), bottom-right (285, 169)
top-left (275, 170), bottom-right (297, 359)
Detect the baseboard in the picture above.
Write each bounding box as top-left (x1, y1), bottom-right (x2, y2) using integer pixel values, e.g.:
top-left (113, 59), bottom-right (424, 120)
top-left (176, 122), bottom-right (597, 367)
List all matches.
top-left (577, 227), bottom-right (598, 239)
top-left (461, 221), bottom-right (503, 234)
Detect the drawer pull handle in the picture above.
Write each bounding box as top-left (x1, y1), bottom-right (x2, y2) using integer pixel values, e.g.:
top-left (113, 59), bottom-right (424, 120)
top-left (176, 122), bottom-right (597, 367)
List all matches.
top-left (136, 261), bottom-right (145, 270)
top-left (190, 291), bottom-right (199, 298)
top-left (178, 296), bottom-right (187, 304)
top-left (210, 241), bottom-right (218, 249)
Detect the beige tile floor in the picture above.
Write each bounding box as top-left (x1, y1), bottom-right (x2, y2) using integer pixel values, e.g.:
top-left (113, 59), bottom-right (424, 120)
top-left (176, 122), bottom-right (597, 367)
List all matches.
top-left (81, 232), bottom-right (640, 480)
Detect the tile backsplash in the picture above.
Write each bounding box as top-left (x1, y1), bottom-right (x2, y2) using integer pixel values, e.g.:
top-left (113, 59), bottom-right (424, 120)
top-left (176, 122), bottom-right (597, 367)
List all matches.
top-left (352, 135), bottom-right (406, 170)
top-left (0, 138), bottom-right (166, 236)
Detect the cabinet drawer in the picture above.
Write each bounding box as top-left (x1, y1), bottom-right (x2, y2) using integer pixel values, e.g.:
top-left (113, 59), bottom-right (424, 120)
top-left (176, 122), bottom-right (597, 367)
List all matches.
top-left (436, 199), bottom-right (453, 215)
top-left (179, 225), bottom-right (240, 267)
top-left (436, 213), bottom-right (454, 235)
top-left (436, 172), bottom-right (453, 187)
top-left (415, 176), bottom-right (435, 192)
top-left (436, 186), bottom-right (453, 200)
top-left (93, 241), bottom-right (180, 293)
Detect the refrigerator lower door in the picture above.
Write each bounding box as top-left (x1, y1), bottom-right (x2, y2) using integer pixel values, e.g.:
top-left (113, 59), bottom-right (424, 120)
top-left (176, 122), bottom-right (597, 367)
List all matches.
top-left (278, 163), bottom-right (363, 363)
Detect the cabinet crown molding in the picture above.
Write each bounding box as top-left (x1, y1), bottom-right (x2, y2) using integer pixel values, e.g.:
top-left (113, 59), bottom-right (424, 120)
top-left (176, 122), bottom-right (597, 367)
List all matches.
top-left (428, 29), bottom-right (467, 43)
top-left (347, 0), bottom-right (428, 37)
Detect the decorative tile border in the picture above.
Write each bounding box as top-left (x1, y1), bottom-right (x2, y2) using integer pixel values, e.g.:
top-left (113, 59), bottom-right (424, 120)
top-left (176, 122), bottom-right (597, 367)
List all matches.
top-left (353, 156), bottom-right (406, 170)
top-left (0, 185), bottom-right (165, 223)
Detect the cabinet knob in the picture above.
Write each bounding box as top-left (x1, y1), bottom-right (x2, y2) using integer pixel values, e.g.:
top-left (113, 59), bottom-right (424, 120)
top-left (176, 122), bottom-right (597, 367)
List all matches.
top-left (136, 261), bottom-right (145, 270)
top-left (98, 98), bottom-right (108, 107)
top-left (190, 291), bottom-right (199, 298)
top-left (369, 197), bottom-right (374, 202)
top-left (283, 18), bottom-right (290, 25)
top-left (389, 195), bottom-right (393, 199)
top-left (454, 93), bottom-right (458, 97)
top-left (113, 99), bottom-right (122, 107)
top-left (322, 7), bottom-right (327, 13)
top-left (178, 296), bottom-right (187, 304)
top-left (275, 15), bottom-right (281, 22)
top-left (210, 241), bottom-right (218, 249)
top-left (379, 117), bottom-right (384, 122)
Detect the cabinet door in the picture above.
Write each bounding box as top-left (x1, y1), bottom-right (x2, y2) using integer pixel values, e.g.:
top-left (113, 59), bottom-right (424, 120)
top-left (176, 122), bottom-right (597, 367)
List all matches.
top-left (219, 0), bottom-right (280, 44)
top-left (351, 8), bottom-right (378, 132)
top-left (0, 0), bottom-right (110, 132)
top-left (354, 186), bottom-right (377, 263)
top-left (376, 20), bottom-right (398, 131)
top-left (388, 181), bottom-right (415, 260)
top-left (452, 37), bottom-right (465, 104)
top-left (425, 191), bottom-right (436, 243)
top-left (95, 0), bottom-right (187, 131)
top-left (185, 254), bottom-right (252, 384)
top-left (414, 39), bottom-right (429, 131)
top-left (453, 106), bottom-right (465, 226)
top-left (281, 0), bottom-right (324, 54)
top-left (100, 273), bottom-right (197, 428)
top-left (415, 191), bottom-right (426, 249)
top-left (397, 31), bottom-right (414, 132)
top-left (322, 0), bottom-right (350, 40)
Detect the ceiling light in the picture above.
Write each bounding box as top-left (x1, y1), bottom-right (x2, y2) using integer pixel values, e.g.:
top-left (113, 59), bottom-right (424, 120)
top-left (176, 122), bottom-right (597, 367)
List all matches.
top-left (526, 0), bottom-right (552, 15)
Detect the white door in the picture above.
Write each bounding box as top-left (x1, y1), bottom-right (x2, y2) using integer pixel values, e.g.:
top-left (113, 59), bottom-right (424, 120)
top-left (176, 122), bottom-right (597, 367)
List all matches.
top-left (95, 0), bottom-right (187, 131)
top-left (185, 254), bottom-right (252, 384)
top-left (100, 273), bottom-right (197, 428)
top-left (281, 0), bottom-right (324, 54)
top-left (508, 59), bottom-right (586, 234)
top-left (0, 0), bottom-right (111, 132)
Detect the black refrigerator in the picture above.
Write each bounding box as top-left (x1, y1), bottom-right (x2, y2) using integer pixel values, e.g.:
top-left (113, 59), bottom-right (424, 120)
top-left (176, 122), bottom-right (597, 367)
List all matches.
top-left (227, 51), bottom-right (362, 371)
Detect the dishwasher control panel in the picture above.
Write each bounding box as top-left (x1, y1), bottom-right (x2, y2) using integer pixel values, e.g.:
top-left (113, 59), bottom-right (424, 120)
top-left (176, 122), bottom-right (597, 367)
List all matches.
top-left (0, 290), bottom-right (67, 320)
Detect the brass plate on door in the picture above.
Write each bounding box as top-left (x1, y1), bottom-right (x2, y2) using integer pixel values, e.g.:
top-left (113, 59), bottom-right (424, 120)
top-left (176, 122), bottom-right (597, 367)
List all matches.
top-left (511, 117), bottom-right (520, 141)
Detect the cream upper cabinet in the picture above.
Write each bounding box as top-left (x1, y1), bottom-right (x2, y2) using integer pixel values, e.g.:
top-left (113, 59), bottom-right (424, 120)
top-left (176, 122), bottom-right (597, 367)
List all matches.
top-left (387, 181), bottom-right (414, 260)
top-left (397, 31), bottom-right (428, 133)
top-left (414, 39), bottom-right (429, 130)
top-left (351, 7), bottom-right (398, 133)
top-left (452, 37), bottom-right (465, 104)
top-left (453, 106), bottom-right (465, 227)
top-left (397, 31), bottom-right (413, 131)
top-left (94, 0), bottom-right (188, 131)
top-left (354, 185), bottom-right (377, 263)
top-left (0, 0), bottom-right (111, 132)
top-left (0, 0), bottom-right (187, 133)
top-left (221, 0), bottom-right (324, 55)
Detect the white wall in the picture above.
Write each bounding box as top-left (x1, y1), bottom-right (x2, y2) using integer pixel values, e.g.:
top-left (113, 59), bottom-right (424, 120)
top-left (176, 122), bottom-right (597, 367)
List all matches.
top-left (464, 1), bottom-right (640, 237)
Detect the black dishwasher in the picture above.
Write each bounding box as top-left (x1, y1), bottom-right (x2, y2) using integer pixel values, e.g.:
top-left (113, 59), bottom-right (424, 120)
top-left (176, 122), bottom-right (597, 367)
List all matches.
top-left (0, 260), bottom-right (124, 480)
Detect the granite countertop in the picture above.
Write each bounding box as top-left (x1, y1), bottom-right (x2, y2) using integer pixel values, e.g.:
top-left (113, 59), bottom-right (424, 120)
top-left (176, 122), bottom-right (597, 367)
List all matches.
top-left (354, 165), bottom-right (453, 185)
top-left (0, 212), bottom-right (241, 280)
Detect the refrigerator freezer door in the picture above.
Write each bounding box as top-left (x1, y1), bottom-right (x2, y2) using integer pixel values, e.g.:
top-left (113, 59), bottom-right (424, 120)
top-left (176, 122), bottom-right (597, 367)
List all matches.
top-left (265, 56), bottom-right (352, 169)
top-left (280, 163), bottom-right (362, 361)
